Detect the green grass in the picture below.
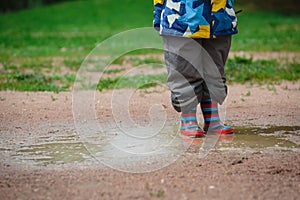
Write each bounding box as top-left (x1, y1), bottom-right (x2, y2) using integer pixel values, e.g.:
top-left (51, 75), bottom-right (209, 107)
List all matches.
top-left (2, 55), bottom-right (298, 91)
top-left (0, 0), bottom-right (299, 91)
top-left (0, 0), bottom-right (153, 59)
top-left (129, 57), bottom-right (164, 67)
top-left (63, 58), bottom-right (83, 71)
top-left (150, 189), bottom-right (165, 198)
top-left (0, 0), bottom-right (299, 61)
top-left (0, 71), bottom-right (75, 92)
top-left (97, 73), bottom-right (167, 91)
top-left (104, 68), bottom-right (126, 75)
top-left (226, 56), bottom-right (300, 83)
top-left (231, 11), bottom-right (300, 51)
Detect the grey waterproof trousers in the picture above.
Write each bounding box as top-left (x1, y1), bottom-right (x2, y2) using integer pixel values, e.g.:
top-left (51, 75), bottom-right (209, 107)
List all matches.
top-left (163, 35), bottom-right (232, 113)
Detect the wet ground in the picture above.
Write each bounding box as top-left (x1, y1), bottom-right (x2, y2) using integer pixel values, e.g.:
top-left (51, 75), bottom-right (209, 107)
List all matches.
top-left (1, 124), bottom-right (300, 200)
top-left (0, 85), bottom-right (299, 199)
top-left (5, 125), bottom-right (299, 172)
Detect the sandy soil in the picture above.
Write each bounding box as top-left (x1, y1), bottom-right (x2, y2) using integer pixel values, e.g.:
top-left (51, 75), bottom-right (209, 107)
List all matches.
top-left (0, 81), bottom-right (300, 200)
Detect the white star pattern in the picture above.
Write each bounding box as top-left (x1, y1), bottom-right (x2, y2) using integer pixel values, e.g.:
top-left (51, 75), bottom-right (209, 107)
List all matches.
top-left (167, 14), bottom-right (180, 28)
top-left (166, 0), bottom-right (181, 12)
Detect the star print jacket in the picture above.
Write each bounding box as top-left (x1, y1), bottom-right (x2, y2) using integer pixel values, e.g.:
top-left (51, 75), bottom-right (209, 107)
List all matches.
top-left (153, 0), bottom-right (238, 38)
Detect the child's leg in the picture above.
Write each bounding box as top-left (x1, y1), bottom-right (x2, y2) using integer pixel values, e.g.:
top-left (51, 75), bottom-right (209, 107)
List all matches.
top-left (180, 107), bottom-right (204, 137)
top-left (163, 35), bottom-right (204, 113)
top-left (163, 36), bottom-right (206, 137)
top-left (200, 96), bottom-right (233, 134)
top-left (200, 35), bottom-right (233, 134)
top-left (200, 35), bottom-right (231, 97)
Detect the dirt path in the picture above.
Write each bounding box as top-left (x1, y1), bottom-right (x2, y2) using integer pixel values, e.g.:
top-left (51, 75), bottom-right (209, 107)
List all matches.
top-left (0, 81), bottom-right (300, 200)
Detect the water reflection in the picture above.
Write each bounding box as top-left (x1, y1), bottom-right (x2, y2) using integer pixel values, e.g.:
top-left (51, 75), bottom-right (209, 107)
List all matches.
top-left (13, 126), bottom-right (300, 170)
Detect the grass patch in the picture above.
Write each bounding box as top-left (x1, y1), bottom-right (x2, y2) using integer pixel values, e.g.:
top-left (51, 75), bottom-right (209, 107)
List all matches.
top-left (0, 1), bottom-right (299, 91)
top-left (1, 56), bottom-right (299, 92)
top-left (0, 0), bottom-right (299, 61)
top-left (97, 73), bottom-right (167, 91)
top-left (20, 58), bottom-right (53, 70)
top-left (226, 56), bottom-right (300, 83)
top-left (0, 70), bottom-right (75, 92)
top-left (111, 55), bottom-right (164, 68)
top-left (104, 68), bottom-right (126, 75)
top-left (1, 56), bottom-right (299, 91)
top-left (111, 56), bottom-right (126, 65)
top-left (231, 11), bottom-right (300, 51)
top-left (0, 0), bottom-right (153, 58)
top-left (129, 57), bottom-right (163, 67)
top-left (150, 189), bottom-right (165, 198)
top-left (63, 58), bottom-right (83, 71)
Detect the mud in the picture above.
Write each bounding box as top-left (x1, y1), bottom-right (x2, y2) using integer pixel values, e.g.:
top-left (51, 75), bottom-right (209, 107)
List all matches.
top-left (10, 126), bottom-right (300, 168)
top-left (0, 82), bottom-right (300, 199)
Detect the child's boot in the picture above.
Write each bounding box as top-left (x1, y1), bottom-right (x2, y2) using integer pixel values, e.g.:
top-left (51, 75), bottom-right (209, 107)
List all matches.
top-left (180, 107), bottom-right (205, 137)
top-left (200, 96), bottom-right (234, 134)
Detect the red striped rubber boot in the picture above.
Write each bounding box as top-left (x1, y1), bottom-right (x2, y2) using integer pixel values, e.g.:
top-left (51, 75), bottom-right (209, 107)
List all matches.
top-left (200, 96), bottom-right (234, 134)
top-left (180, 107), bottom-right (205, 137)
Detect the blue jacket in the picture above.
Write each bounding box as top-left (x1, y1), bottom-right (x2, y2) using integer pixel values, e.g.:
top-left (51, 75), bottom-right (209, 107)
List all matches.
top-left (153, 0), bottom-right (238, 38)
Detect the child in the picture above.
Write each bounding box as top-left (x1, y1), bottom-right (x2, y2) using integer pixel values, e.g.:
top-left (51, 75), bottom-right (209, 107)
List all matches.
top-left (153, 0), bottom-right (238, 137)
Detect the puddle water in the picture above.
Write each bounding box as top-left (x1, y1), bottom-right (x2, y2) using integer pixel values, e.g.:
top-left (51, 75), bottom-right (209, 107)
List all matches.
top-left (14, 125), bottom-right (187, 172)
top-left (15, 135), bottom-right (96, 165)
top-left (17, 142), bottom-right (90, 164)
top-left (14, 126), bottom-right (300, 169)
top-left (217, 126), bottom-right (300, 151)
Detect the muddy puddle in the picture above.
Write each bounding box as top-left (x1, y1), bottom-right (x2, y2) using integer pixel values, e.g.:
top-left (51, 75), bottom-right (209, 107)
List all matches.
top-left (13, 134), bottom-right (90, 166)
top-left (217, 126), bottom-right (300, 151)
top-left (12, 126), bottom-right (300, 171)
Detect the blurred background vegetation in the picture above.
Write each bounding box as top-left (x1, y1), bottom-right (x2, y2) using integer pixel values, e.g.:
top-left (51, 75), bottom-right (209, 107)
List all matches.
top-left (236, 0), bottom-right (299, 13)
top-left (1, 0), bottom-right (299, 13)
top-left (0, 0), bottom-right (299, 91)
top-left (0, 0), bottom-right (71, 12)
